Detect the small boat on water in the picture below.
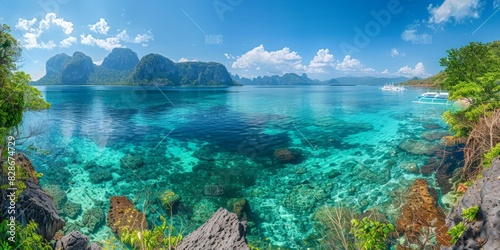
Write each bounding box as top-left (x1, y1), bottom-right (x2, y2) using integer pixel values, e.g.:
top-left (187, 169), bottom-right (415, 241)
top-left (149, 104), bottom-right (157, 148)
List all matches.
top-left (381, 84), bottom-right (406, 91)
top-left (414, 91), bottom-right (451, 105)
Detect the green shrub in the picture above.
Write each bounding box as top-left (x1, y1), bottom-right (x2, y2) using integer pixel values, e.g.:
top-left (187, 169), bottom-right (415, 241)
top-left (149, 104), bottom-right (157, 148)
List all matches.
top-left (120, 216), bottom-right (182, 250)
top-left (461, 205), bottom-right (480, 222)
top-left (0, 220), bottom-right (52, 250)
top-left (483, 143), bottom-right (500, 168)
top-left (448, 222), bottom-right (467, 245)
top-left (351, 217), bottom-right (394, 250)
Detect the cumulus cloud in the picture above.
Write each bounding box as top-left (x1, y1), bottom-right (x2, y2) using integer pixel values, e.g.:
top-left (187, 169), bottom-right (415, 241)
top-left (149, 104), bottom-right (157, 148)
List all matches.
top-left (60, 36), bottom-right (77, 48)
top-left (178, 58), bottom-right (198, 63)
top-left (80, 21), bottom-right (153, 51)
top-left (391, 48), bottom-right (405, 57)
top-left (232, 45), bottom-right (306, 74)
top-left (308, 49), bottom-right (335, 73)
top-left (89, 18), bottom-right (110, 35)
top-left (428, 0), bottom-right (481, 24)
top-left (15, 13), bottom-right (74, 49)
top-left (336, 55), bottom-right (363, 71)
top-left (397, 62), bottom-right (427, 77)
top-left (80, 34), bottom-right (123, 51)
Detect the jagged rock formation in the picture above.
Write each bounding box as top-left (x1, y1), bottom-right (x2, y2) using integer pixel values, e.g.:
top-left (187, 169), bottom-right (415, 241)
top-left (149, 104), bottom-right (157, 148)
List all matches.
top-left (45, 53), bottom-right (72, 76)
top-left (17, 179), bottom-right (65, 240)
top-left (34, 49), bottom-right (238, 86)
top-left (55, 231), bottom-right (101, 250)
top-left (61, 52), bottom-right (95, 84)
top-left (101, 48), bottom-right (139, 70)
top-left (396, 179), bottom-right (451, 247)
top-left (133, 53), bottom-right (237, 86)
top-left (444, 158), bottom-right (500, 249)
top-left (177, 208), bottom-right (250, 250)
top-left (107, 196), bottom-right (148, 236)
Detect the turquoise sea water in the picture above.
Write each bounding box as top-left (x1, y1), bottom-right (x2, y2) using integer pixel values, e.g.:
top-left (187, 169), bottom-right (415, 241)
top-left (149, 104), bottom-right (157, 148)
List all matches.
top-left (23, 85), bottom-right (454, 248)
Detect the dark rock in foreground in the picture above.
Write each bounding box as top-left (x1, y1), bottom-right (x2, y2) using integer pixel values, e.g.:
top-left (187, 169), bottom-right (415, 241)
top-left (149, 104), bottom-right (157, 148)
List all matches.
top-left (444, 158), bottom-right (500, 249)
top-left (17, 179), bottom-right (65, 240)
top-left (177, 208), bottom-right (250, 250)
top-left (55, 231), bottom-right (101, 250)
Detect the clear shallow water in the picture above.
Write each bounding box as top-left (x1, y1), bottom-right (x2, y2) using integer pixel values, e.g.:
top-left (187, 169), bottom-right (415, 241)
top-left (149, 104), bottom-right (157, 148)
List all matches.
top-left (23, 85), bottom-right (454, 248)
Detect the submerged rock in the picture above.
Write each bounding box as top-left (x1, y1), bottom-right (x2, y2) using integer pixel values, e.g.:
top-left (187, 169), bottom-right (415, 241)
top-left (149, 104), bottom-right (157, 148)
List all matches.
top-left (89, 169), bottom-right (113, 184)
top-left (43, 184), bottom-right (68, 208)
top-left (120, 154), bottom-right (144, 169)
top-left (396, 179), bottom-right (451, 247)
top-left (398, 139), bottom-right (439, 155)
top-left (81, 207), bottom-right (105, 233)
top-left (107, 196), bottom-right (148, 236)
top-left (177, 208), bottom-right (250, 250)
top-left (274, 148), bottom-right (295, 163)
top-left (60, 201), bottom-right (82, 219)
top-left (443, 158), bottom-right (500, 249)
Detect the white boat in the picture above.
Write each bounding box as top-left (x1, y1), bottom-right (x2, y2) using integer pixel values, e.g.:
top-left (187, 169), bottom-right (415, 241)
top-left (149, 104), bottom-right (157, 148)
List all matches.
top-left (414, 91), bottom-right (451, 105)
top-left (381, 84), bottom-right (406, 91)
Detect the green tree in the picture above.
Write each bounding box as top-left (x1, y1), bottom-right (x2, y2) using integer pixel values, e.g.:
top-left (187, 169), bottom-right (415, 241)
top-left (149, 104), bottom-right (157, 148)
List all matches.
top-left (0, 24), bottom-right (50, 155)
top-left (440, 41), bottom-right (500, 137)
top-left (439, 42), bottom-right (491, 90)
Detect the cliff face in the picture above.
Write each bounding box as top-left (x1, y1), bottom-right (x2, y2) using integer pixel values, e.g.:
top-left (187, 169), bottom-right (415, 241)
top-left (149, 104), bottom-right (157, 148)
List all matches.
top-left (46, 53), bottom-right (72, 76)
top-left (101, 48), bottom-right (139, 70)
top-left (61, 52), bottom-right (95, 84)
top-left (132, 53), bottom-right (178, 84)
top-left (444, 157), bottom-right (500, 249)
top-left (133, 54), bottom-right (238, 86)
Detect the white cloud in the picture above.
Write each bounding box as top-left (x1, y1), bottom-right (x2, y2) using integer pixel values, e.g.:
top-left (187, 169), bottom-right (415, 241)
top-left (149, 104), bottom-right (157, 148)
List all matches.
top-left (397, 62), bottom-right (427, 77)
top-left (60, 36), bottom-right (77, 48)
top-left (381, 69), bottom-right (390, 75)
top-left (402, 28), bottom-right (417, 41)
top-left (336, 55), bottom-right (363, 71)
top-left (94, 60), bottom-right (103, 66)
top-left (178, 58), bottom-right (198, 63)
top-left (89, 18), bottom-right (110, 35)
top-left (80, 28), bottom-right (153, 51)
top-left (224, 53), bottom-right (234, 60)
top-left (232, 45), bottom-right (306, 74)
top-left (80, 34), bottom-right (123, 51)
top-left (391, 48), bottom-right (405, 57)
top-left (15, 13), bottom-right (73, 49)
top-left (308, 49), bottom-right (335, 73)
top-left (15, 18), bottom-right (37, 31)
top-left (428, 0), bottom-right (481, 24)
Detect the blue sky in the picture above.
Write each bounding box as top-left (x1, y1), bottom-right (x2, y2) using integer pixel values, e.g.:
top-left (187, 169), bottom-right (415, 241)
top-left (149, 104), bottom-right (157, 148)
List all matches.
top-left (1, 0), bottom-right (499, 80)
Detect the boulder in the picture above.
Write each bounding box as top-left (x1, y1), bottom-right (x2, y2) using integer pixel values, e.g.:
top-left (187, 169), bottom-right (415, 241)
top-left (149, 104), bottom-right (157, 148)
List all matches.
top-left (396, 179), bottom-right (451, 247)
top-left (443, 158), bottom-right (500, 249)
top-left (107, 196), bottom-right (148, 236)
top-left (16, 179), bottom-right (65, 240)
top-left (177, 208), bottom-right (250, 250)
top-left (55, 231), bottom-right (102, 250)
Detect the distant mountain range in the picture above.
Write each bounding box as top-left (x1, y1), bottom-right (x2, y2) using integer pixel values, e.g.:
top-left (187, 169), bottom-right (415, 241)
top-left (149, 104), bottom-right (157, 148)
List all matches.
top-left (34, 48), bottom-right (411, 87)
top-left (33, 48), bottom-right (239, 86)
top-left (232, 74), bottom-right (410, 86)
